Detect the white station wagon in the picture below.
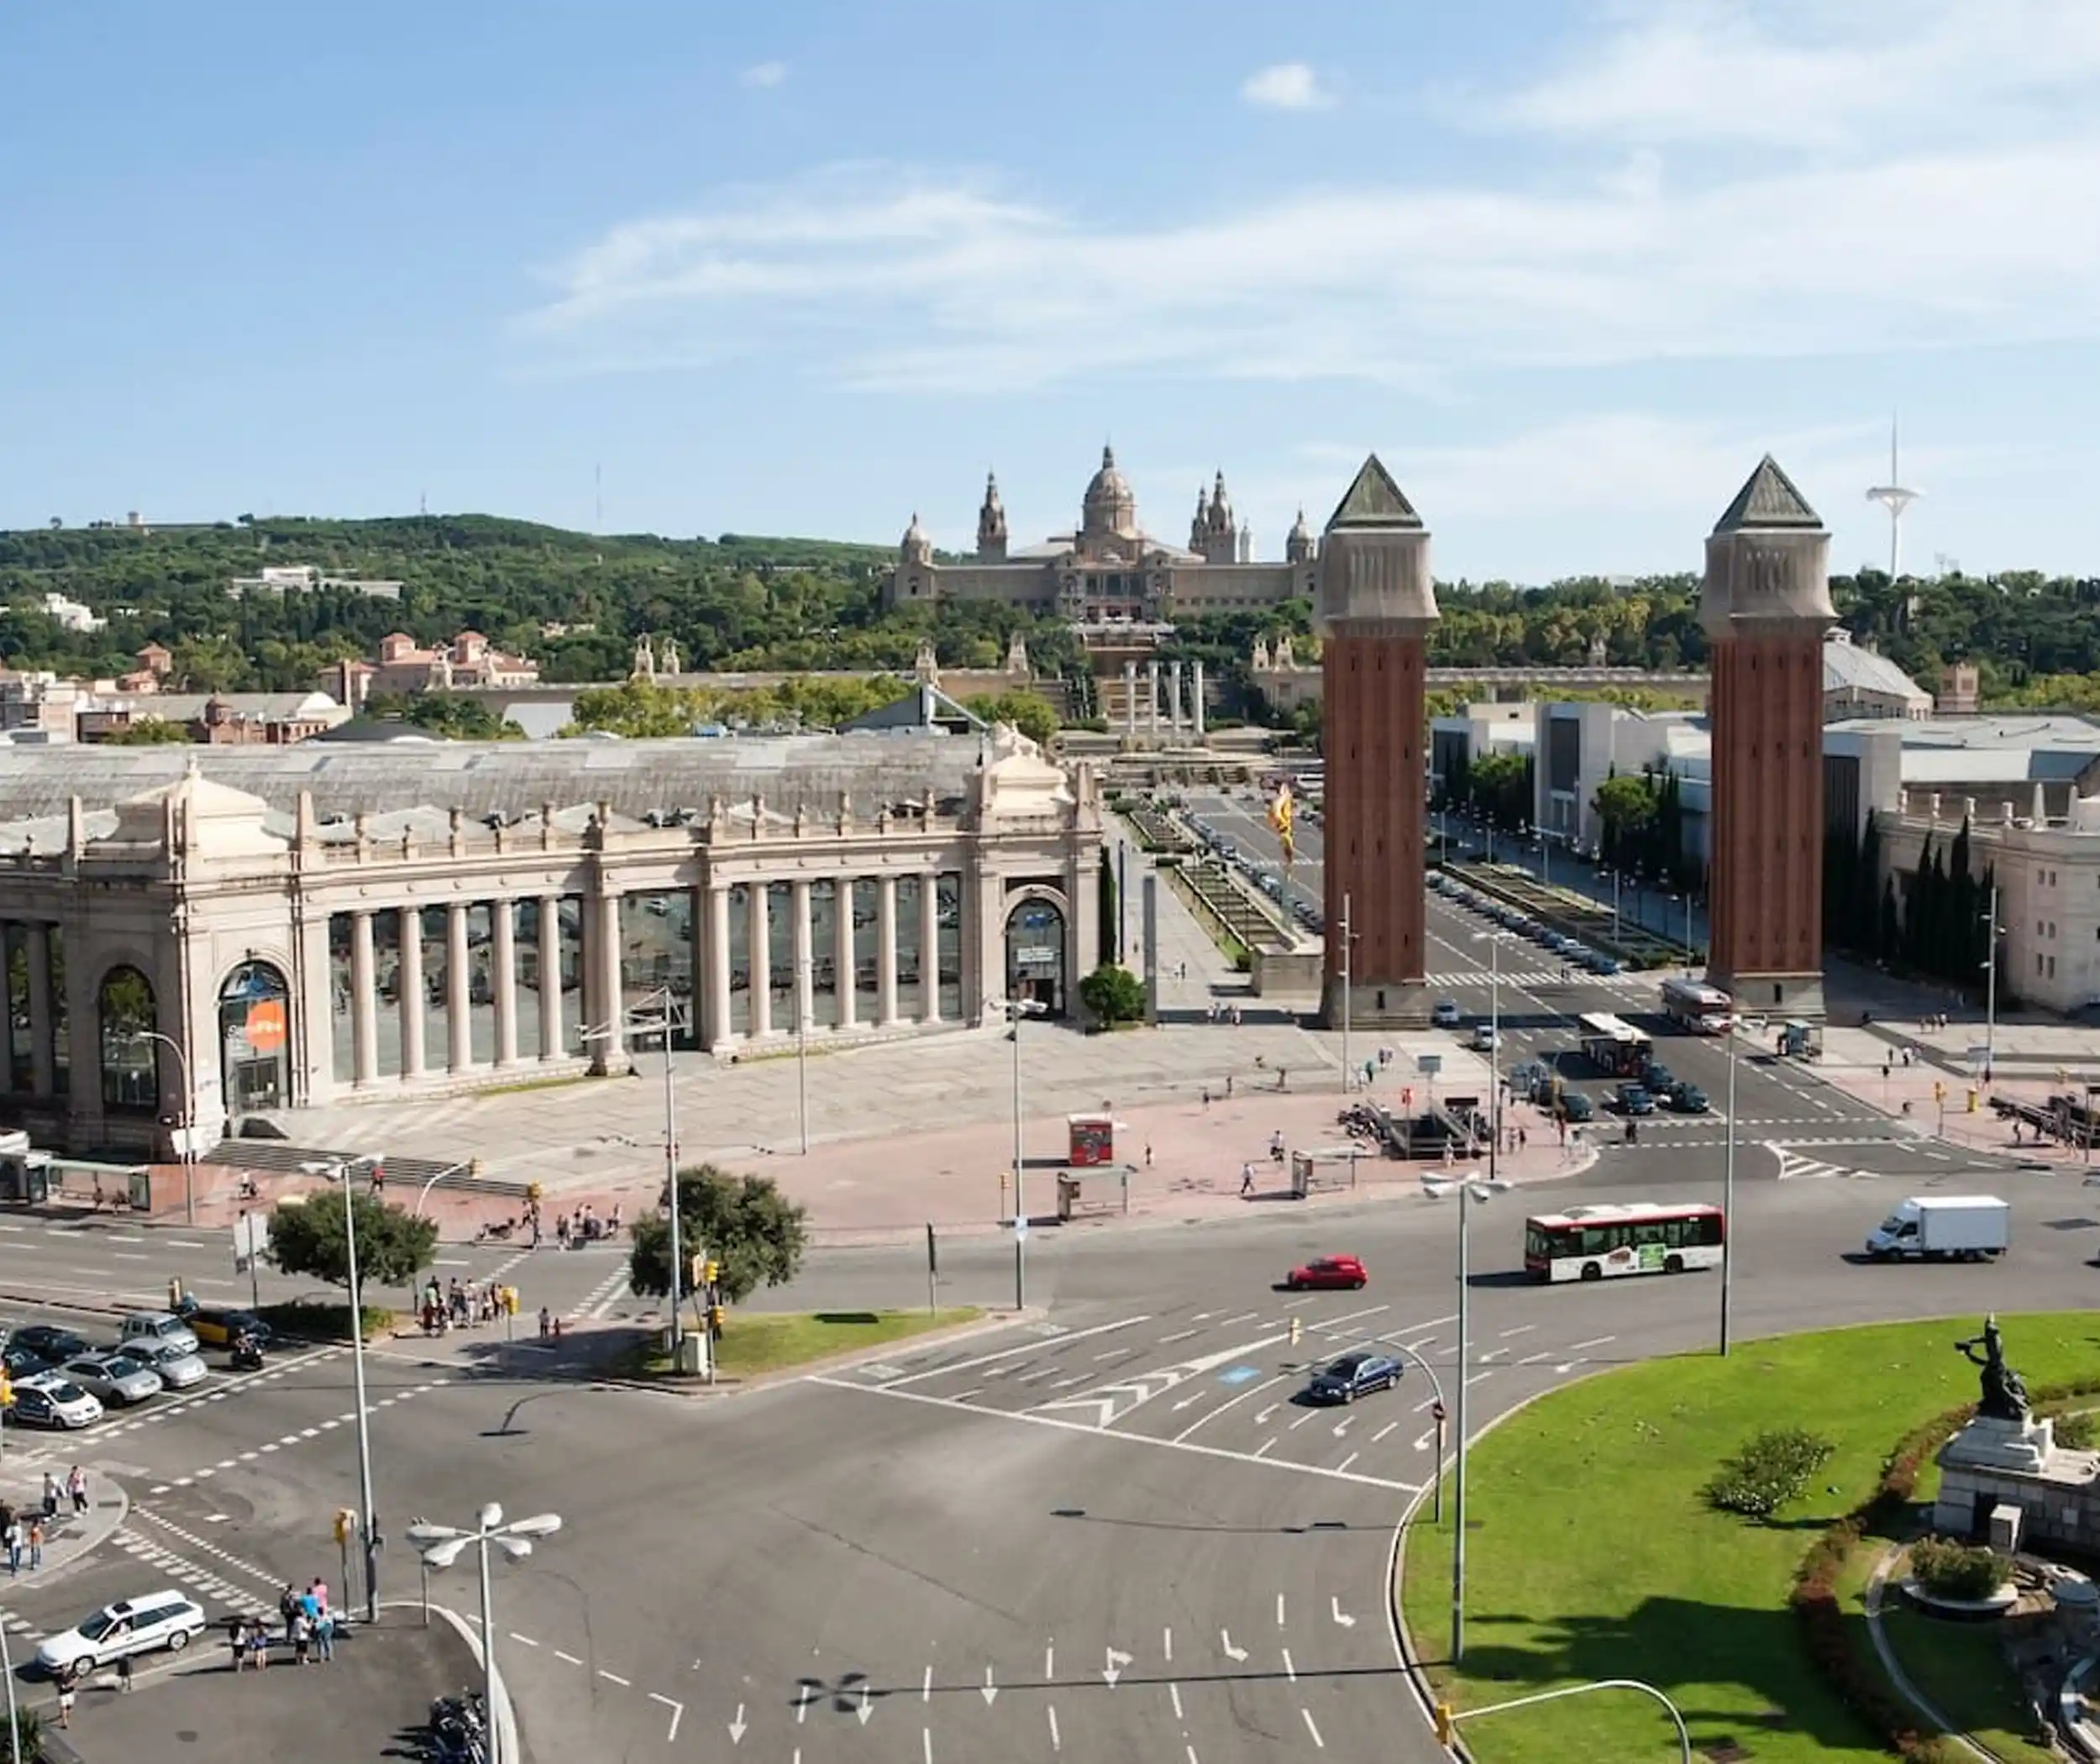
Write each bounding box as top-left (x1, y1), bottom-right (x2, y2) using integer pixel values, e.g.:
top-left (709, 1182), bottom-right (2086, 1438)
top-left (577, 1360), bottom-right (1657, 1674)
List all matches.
top-left (36, 1591), bottom-right (208, 1677)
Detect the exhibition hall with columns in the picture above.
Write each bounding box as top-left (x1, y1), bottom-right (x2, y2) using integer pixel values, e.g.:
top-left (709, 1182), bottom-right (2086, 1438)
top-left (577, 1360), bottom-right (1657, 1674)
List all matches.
top-left (0, 730), bottom-right (1102, 1158)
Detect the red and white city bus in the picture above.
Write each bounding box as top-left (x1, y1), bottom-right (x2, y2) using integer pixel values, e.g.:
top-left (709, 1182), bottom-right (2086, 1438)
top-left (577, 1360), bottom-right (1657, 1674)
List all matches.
top-left (1523, 1201), bottom-right (1726, 1283)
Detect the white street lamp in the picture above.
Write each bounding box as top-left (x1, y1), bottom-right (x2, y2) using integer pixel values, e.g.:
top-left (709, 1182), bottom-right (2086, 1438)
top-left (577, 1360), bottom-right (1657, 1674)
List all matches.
top-left (298, 1156), bottom-right (381, 1623)
top-left (120, 1028), bottom-right (197, 1225)
top-left (1469, 929), bottom-right (1512, 1177)
top-left (1720, 999), bottom-right (1740, 1355)
top-left (1, 1613), bottom-right (19, 1764)
top-left (407, 1504), bottom-right (562, 1764)
top-left (990, 996), bottom-right (1048, 1309)
top-left (1420, 1168), bottom-right (1512, 1667)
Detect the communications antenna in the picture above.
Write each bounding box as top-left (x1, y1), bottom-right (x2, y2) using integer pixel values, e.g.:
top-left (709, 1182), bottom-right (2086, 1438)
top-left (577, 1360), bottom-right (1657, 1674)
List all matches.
top-left (1865, 417), bottom-right (1920, 580)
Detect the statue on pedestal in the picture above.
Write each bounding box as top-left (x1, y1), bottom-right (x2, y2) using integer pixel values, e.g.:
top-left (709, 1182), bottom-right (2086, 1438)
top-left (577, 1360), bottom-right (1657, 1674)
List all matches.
top-left (1955, 1315), bottom-right (2031, 1422)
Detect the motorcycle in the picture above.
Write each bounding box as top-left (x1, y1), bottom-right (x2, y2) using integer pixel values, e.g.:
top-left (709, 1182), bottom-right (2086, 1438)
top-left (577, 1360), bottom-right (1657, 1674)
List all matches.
top-left (230, 1334), bottom-right (265, 1373)
top-left (474, 1216), bottom-right (516, 1245)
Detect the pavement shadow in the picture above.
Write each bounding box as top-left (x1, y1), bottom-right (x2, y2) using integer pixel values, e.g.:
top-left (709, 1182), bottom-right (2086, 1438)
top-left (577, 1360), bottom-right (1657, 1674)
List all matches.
top-left (1049, 1507), bottom-right (1358, 1537)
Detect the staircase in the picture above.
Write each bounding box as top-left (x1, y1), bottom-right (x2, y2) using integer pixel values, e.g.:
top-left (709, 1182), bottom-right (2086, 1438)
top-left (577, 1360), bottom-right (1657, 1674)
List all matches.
top-left (201, 1141), bottom-right (534, 1198)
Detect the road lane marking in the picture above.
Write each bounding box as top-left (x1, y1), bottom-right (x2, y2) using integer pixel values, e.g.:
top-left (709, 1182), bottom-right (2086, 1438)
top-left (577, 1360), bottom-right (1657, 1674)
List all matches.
top-left (1277, 1594), bottom-right (1286, 1627)
top-left (879, 1314), bottom-right (1152, 1386)
top-left (1332, 1417), bottom-right (1352, 1437)
top-left (1216, 1310), bottom-right (1259, 1327)
top-left (950, 1389), bottom-right (981, 1403)
top-left (1336, 1452), bottom-right (1358, 1473)
top-left (1331, 1596), bottom-right (1356, 1628)
top-left (599, 1669), bottom-right (630, 1687)
top-left (1465, 1371), bottom-right (1494, 1388)
top-left (1477, 1347), bottom-right (1509, 1363)
top-left (1095, 1346), bottom-right (1138, 1361)
top-left (1254, 1436), bottom-right (1278, 1457)
top-left (1518, 1350), bottom-right (1553, 1366)
top-left (922, 1666), bottom-right (932, 1703)
top-left (1309, 1302), bottom-right (1389, 1333)
top-left (1046, 1641), bottom-right (1055, 1677)
top-left (1253, 1404), bottom-right (1278, 1425)
top-left (1175, 1373), bottom-right (1289, 1443)
top-left (1047, 1706), bottom-right (1061, 1751)
top-left (1373, 1421), bottom-right (1399, 1443)
top-left (1170, 1682), bottom-right (1184, 1719)
top-left (1302, 1709), bottom-right (1326, 1749)
top-left (509, 1633), bottom-right (537, 1646)
top-left (1498, 1324), bottom-right (1536, 1338)
top-left (1568, 1335), bottom-right (1617, 1352)
top-left (1412, 1397), bottom-right (1437, 1414)
top-left (1289, 1410), bottom-right (1319, 1430)
top-left (1163, 1625), bottom-right (1173, 1663)
top-left (1221, 1630), bottom-right (1247, 1662)
top-left (649, 1693), bottom-right (683, 1743)
top-left (1159, 1328), bottom-right (1200, 1345)
top-left (1282, 1646), bottom-right (1296, 1680)
top-left (555, 1651), bottom-right (583, 1666)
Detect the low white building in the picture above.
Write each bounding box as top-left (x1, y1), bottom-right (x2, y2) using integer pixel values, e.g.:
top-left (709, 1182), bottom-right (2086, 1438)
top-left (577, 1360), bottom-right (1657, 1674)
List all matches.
top-left (38, 593), bottom-right (105, 633)
top-left (228, 565), bottom-right (404, 601)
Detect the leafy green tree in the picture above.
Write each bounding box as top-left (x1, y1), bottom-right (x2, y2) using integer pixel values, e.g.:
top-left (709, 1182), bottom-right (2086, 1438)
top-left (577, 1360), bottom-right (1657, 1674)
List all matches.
top-left (564, 679), bottom-right (703, 738)
top-left (628, 1167), bottom-right (808, 1306)
top-left (1592, 771), bottom-right (1658, 868)
top-left (8, 1705), bottom-right (39, 1762)
top-left (1078, 963), bottom-right (1147, 1026)
top-left (103, 717), bottom-right (194, 744)
top-left (365, 690), bottom-right (523, 739)
top-left (267, 1190), bottom-right (440, 1293)
top-left (966, 690), bottom-right (1060, 744)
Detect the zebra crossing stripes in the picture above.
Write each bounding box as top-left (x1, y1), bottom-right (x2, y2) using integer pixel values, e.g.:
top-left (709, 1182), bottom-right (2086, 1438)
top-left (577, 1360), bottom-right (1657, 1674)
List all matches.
top-left (1424, 969), bottom-right (1647, 990)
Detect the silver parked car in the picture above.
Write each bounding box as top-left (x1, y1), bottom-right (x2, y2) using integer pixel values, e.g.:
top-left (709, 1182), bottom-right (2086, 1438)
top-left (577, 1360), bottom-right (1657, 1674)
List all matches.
top-left (108, 1338), bottom-right (208, 1390)
top-left (60, 1351), bottom-right (164, 1407)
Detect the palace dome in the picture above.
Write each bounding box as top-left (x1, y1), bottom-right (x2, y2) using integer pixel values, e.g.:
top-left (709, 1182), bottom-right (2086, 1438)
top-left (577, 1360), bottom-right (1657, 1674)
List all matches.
top-left (1080, 445), bottom-right (1138, 543)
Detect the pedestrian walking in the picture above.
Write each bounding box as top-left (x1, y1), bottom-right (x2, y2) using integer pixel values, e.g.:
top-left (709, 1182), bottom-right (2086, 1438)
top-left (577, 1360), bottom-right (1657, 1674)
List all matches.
top-left (41, 1472), bottom-right (60, 1520)
top-left (1200, 1088), bottom-right (1211, 1108)
top-left (292, 1610), bottom-right (312, 1665)
top-left (316, 1608), bottom-right (334, 1662)
top-left (251, 1615), bottom-right (270, 1668)
top-left (1240, 1162), bottom-right (1257, 1197)
top-left (1143, 1143), bottom-right (1153, 1168)
top-left (538, 1305), bottom-right (553, 1341)
top-left (1225, 1074), bottom-right (1234, 1099)
top-left (118, 1651), bottom-right (134, 1693)
top-left (28, 1517), bottom-right (43, 1570)
top-left (230, 1619), bottom-right (249, 1672)
top-left (6, 1517), bottom-right (22, 1575)
top-left (67, 1464), bottom-right (88, 1515)
top-left (56, 1681), bottom-right (75, 1727)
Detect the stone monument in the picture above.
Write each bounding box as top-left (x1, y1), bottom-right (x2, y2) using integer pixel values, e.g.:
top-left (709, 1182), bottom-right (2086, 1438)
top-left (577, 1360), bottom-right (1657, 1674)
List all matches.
top-left (1934, 1315), bottom-right (2100, 1549)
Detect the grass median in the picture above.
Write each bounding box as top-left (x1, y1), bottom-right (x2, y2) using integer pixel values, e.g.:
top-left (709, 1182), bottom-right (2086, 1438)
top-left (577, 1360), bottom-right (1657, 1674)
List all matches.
top-left (1401, 1312), bottom-right (2100, 1764)
top-left (610, 1307), bottom-right (984, 1380)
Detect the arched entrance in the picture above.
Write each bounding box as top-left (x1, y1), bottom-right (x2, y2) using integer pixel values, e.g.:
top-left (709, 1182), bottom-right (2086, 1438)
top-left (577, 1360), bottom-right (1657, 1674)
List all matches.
top-left (1005, 899), bottom-right (1067, 1019)
top-left (98, 965), bottom-right (159, 1113)
top-left (220, 960), bottom-right (291, 1115)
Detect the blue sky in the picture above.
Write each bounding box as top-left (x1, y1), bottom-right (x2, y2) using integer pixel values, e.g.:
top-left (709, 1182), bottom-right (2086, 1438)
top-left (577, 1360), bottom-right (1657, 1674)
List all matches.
top-left (6, 0), bottom-right (2098, 583)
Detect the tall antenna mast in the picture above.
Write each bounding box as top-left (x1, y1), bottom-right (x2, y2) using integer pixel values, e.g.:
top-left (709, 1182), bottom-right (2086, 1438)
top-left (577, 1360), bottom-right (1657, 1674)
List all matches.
top-left (595, 463), bottom-right (603, 533)
top-left (1866, 417), bottom-right (1920, 580)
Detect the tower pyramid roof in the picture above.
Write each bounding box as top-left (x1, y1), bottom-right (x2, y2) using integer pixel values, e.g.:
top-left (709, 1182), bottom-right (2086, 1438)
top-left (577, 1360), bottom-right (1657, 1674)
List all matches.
top-left (1713, 454), bottom-right (1821, 533)
top-left (1325, 454), bottom-right (1422, 531)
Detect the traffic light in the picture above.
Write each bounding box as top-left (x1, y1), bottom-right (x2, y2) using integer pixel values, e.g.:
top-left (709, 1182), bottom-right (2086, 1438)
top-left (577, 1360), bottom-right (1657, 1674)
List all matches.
top-left (1934, 1080), bottom-right (1946, 1103)
top-left (0, 1372), bottom-right (13, 1410)
top-left (708, 1304), bottom-right (726, 1339)
top-left (1434, 1702), bottom-right (1456, 1746)
top-left (333, 1508), bottom-right (356, 1546)
top-left (703, 1260), bottom-right (719, 1287)
top-left (689, 1253), bottom-right (705, 1289)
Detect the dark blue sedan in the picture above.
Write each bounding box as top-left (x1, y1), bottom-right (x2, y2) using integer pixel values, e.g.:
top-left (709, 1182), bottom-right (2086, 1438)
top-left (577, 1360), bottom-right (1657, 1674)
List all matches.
top-left (1307, 1351), bottom-right (1402, 1404)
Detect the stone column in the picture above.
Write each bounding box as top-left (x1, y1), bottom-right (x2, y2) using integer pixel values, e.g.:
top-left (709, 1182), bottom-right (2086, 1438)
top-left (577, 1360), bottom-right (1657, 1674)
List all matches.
top-left (749, 883), bottom-right (774, 1037)
top-left (1168, 660), bottom-right (1184, 734)
top-left (1122, 660), bottom-right (1137, 737)
top-left (920, 874), bottom-right (943, 1022)
top-left (1146, 660), bottom-right (1161, 738)
top-left (703, 883), bottom-right (733, 1050)
top-left (350, 911), bottom-right (379, 1086)
top-left (1192, 660), bottom-right (1206, 740)
top-left (0, 926), bottom-right (14, 1095)
top-left (491, 900), bottom-right (517, 1068)
top-left (876, 876), bottom-right (900, 1027)
top-left (593, 890), bottom-right (625, 1070)
top-left (399, 908), bottom-right (425, 1079)
top-left (790, 879), bottom-right (814, 1035)
top-left (447, 903), bottom-right (473, 1073)
top-left (24, 923), bottom-right (52, 1098)
top-left (537, 895), bottom-right (564, 1059)
top-left (834, 879), bottom-right (857, 1031)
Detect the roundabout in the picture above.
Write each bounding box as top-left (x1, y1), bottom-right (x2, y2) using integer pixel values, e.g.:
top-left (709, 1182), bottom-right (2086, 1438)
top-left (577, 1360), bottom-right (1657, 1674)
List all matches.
top-left (1399, 1312), bottom-right (2100, 1763)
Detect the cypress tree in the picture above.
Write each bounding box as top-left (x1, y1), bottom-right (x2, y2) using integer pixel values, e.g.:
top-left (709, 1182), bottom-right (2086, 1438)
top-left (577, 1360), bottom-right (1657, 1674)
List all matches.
top-left (1880, 874), bottom-right (1901, 960)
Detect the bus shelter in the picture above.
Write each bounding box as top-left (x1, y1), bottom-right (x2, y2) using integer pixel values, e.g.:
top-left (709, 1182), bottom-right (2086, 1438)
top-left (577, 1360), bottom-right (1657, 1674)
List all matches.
top-left (1289, 1146), bottom-right (1364, 1198)
top-left (1056, 1165), bottom-right (1133, 1220)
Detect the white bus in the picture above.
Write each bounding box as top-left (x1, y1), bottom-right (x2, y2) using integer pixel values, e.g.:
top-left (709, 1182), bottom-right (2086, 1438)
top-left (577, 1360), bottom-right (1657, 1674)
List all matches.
top-left (1659, 978), bottom-right (1733, 1034)
top-left (1524, 1202), bottom-right (1726, 1284)
top-left (1577, 1011), bottom-right (1651, 1077)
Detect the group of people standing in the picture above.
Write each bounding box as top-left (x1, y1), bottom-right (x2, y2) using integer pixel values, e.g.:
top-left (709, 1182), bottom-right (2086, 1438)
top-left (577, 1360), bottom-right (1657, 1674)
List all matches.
top-left (229, 1579), bottom-right (335, 1669)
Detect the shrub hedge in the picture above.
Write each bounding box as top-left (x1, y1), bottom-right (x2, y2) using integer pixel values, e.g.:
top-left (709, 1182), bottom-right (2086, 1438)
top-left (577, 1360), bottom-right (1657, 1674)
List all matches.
top-left (1704, 1427), bottom-right (1837, 1518)
top-left (1908, 1536), bottom-right (2009, 1603)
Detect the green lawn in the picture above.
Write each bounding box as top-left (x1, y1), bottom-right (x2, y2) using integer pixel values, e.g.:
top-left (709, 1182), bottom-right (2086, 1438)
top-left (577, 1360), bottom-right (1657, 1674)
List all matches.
top-left (1878, 1596), bottom-right (2054, 1764)
top-left (613, 1307), bottom-right (983, 1379)
top-left (1401, 1312), bottom-right (2100, 1764)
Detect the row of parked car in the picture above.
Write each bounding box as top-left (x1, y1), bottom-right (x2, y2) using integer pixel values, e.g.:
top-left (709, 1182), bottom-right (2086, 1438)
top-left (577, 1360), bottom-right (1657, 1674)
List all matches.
top-left (1430, 873), bottom-right (1625, 975)
top-left (1184, 808), bottom-right (1326, 935)
top-left (1, 1305), bottom-right (270, 1430)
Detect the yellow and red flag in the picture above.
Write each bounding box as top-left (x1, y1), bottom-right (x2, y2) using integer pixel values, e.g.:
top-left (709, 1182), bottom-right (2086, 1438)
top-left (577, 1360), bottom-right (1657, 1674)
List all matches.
top-left (1268, 783), bottom-right (1295, 869)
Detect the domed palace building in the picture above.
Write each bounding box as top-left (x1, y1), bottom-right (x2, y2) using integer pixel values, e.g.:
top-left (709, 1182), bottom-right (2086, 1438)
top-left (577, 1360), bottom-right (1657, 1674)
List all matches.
top-left (883, 448), bottom-right (1318, 625)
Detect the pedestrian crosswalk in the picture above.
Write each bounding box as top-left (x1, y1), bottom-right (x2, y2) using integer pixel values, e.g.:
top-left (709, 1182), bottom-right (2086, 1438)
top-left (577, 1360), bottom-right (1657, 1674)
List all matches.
top-left (1425, 969), bottom-right (1651, 993)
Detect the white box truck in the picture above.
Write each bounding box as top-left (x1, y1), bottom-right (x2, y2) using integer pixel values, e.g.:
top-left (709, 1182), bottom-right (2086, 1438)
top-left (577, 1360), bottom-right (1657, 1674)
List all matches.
top-left (1864, 1194), bottom-right (2010, 1262)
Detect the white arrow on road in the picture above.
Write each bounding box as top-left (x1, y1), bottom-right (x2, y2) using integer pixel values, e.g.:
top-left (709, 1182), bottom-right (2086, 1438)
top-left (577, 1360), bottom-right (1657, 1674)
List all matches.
top-left (1220, 1630), bottom-right (1248, 1662)
top-left (982, 1665), bottom-right (999, 1707)
top-left (1104, 1646), bottom-right (1133, 1688)
top-left (859, 1685), bottom-right (874, 1726)
top-left (1331, 1596), bottom-right (1357, 1629)
top-left (727, 1704), bottom-right (747, 1744)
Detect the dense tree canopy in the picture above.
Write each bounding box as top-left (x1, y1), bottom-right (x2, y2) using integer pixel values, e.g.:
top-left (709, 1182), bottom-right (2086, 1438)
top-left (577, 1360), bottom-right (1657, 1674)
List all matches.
top-left (266, 1190), bottom-right (439, 1293)
top-left (628, 1167), bottom-right (808, 1305)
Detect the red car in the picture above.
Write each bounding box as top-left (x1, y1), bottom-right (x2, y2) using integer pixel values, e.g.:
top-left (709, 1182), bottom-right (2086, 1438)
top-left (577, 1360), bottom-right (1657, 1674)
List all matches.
top-left (1284, 1255), bottom-right (1368, 1292)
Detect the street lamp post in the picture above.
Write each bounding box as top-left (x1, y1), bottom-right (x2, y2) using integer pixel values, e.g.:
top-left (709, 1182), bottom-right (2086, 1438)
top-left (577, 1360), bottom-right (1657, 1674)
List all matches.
top-left (298, 1157), bottom-right (381, 1624)
top-left (1720, 1000), bottom-right (1740, 1356)
top-left (1609, 870), bottom-right (1622, 943)
top-left (124, 1028), bottom-right (197, 1226)
top-left (1339, 891), bottom-right (1355, 1094)
top-left (409, 1159), bottom-right (475, 1220)
top-left (407, 1504), bottom-right (562, 1764)
top-left (0, 1614), bottom-right (20, 1764)
top-left (1982, 880), bottom-right (2003, 1085)
top-left (995, 996), bottom-right (1048, 1309)
top-left (1422, 1169), bottom-right (1510, 1667)
top-left (796, 950), bottom-right (811, 1156)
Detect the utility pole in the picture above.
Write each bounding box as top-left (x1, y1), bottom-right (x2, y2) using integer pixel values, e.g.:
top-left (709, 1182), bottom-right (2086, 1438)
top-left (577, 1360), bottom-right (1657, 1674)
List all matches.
top-left (1982, 879), bottom-right (2000, 1084)
top-left (1720, 1003), bottom-right (1738, 1356)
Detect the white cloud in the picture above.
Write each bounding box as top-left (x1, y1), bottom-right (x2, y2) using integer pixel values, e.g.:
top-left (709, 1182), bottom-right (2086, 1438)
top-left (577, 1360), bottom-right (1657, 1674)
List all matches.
top-left (739, 60), bottom-right (788, 89)
top-left (518, 134), bottom-right (2100, 393)
top-left (1240, 63), bottom-right (1334, 112)
top-left (1479, 0), bottom-right (2100, 149)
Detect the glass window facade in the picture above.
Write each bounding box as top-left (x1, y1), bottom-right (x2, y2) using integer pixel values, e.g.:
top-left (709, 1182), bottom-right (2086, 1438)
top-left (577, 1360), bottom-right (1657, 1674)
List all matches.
top-left (619, 891), bottom-right (697, 1048)
top-left (418, 906), bottom-right (450, 1067)
top-left (557, 895), bottom-right (585, 1057)
top-left (329, 914), bottom-right (355, 1083)
top-left (852, 880), bottom-right (879, 1020)
top-left (49, 927), bottom-right (66, 1096)
top-left (515, 899), bottom-right (545, 1059)
top-left (727, 884), bottom-right (751, 1036)
top-left (767, 882), bottom-right (794, 1030)
top-left (808, 879), bottom-right (840, 1030)
top-left (6, 927), bottom-right (29, 1093)
top-left (467, 904), bottom-right (496, 1065)
top-left (219, 960), bottom-right (290, 1115)
top-left (895, 877), bottom-right (924, 1011)
top-left (937, 873), bottom-right (963, 1021)
top-left (374, 909), bottom-right (403, 1078)
top-left (98, 965), bottom-right (158, 1112)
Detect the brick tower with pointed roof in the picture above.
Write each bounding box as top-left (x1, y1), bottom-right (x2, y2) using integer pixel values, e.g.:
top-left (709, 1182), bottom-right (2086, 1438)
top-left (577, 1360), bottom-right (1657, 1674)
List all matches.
top-left (1316, 455), bottom-right (1438, 1027)
top-left (1700, 454), bottom-right (1837, 1019)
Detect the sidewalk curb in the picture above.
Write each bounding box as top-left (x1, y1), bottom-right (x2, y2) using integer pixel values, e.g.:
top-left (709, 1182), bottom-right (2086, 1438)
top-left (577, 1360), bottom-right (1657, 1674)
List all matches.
top-left (412, 1599), bottom-right (522, 1764)
top-left (1, 1476), bottom-right (129, 1587)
